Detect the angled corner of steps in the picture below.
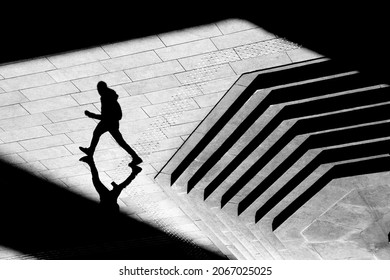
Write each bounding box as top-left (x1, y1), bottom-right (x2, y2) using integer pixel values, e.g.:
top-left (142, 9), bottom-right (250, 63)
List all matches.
top-left (155, 57), bottom-right (390, 259)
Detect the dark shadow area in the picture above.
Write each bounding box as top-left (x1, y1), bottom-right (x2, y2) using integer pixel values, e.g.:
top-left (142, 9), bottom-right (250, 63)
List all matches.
top-left (0, 158), bottom-right (225, 259)
top-left (203, 74), bottom-right (387, 199)
top-left (272, 155), bottom-right (390, 231)
top-left (0, 4), bottom-right (233, 64)
top-left (255, 139), bottom-right (390, 224)
top-left (174, 58), bottom-right (357, 187)
top-left (2, 4), bottom-right (389, 88)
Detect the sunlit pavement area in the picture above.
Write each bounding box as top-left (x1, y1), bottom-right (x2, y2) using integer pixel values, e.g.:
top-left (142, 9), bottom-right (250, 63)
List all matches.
top-left (0, 18), bottom-right (323, 259)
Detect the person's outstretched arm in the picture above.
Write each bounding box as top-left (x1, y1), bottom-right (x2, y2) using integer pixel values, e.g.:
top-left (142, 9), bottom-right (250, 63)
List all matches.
top-left (85, 110), bottom-right (102, 120)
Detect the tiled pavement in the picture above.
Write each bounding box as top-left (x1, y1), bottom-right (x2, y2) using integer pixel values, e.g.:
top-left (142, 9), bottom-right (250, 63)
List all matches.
top-left (0, 18), bottom-right (320, 259)
top-left (154, 56), bottom-right (390, 260)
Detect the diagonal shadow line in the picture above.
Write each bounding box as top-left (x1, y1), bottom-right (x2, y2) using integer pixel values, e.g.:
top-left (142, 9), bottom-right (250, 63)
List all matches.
top-left (254, 138), bottom-right (390, 224)
top-left (171, 59), bottom-right (354, 186)
top-left (225, 121), bottom-right (390, 209)
top-left (192, 71), bottom-right (378, 192)
top-left (189, 72), bottom-right (376, 193)
top-left (229, 103), bottom-right (390, 213)
top-left (0, 158), bottom-right (224, 260)
top-left (207, 85), bottom-right (390, 200)
top-left (271, 155), bottom-right (390, 231)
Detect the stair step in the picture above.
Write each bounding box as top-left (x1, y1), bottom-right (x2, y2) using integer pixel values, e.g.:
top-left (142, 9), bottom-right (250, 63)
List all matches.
top-left (187, 73), bottom-right (383, 191)
top-left (241, 121), bottom-right (390, 210)
top-left (201, 85), bottom-right (390, 205)
top-left (236, 102), bottom-right (390, 215)
top-left (176, 87), bottom-right (268, 191)
top-left (273, 155), bottom-right (390, 230)
top-left (259, 139), bottom-right (390, 226)
top-left (169, 58), bottom-right (362, 185)
top-left (236, 126), bottom-right (390, 223)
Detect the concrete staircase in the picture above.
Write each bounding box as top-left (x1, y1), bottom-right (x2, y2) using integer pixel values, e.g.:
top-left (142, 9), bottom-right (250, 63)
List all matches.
top-left (155, 58), bottom-right (390, 259)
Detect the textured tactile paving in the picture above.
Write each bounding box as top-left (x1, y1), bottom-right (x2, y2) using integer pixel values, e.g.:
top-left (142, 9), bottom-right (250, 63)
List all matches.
top-left (235, 38), bottom-right (300, 59)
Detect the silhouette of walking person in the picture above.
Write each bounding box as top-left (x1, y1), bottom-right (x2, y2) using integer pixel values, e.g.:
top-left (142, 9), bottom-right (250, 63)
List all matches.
top-left (80, 156), bottom-right (142, 215)
top-left (79, 81), bottom-right (142, 165)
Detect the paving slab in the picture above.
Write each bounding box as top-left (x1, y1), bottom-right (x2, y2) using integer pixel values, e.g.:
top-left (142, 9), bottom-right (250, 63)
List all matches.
top-left (142, 98), bottom-right (199, 117)
top-left (145, 84), bottom-right (203, 104)
top-left (178, 49), bottom-right (240, 70)
top-left (194, 91), bottom-right (225, 108)
top-left (43, 104), bottom-right (97, 123)
top-left (21, 95), bottom-right (79, 114)
top-left (0, 72), bottom-right (55, 91)
top-left (230, 52), bottom-right (292, 74)
top-left (15, 161), bottom-right (48, 173)
top-left (0, 142), bottom-right (26, 155)
top-left (71, 71), bottom-right (131, 91)
top-left (48, 62), bottom-right (108, 82)
top-left (155, 39), bottom-right (217, 61)
top-left (125, 60), bottom-right (184, 81)
top-left (0, 57), bottom-right (55, 78)
top-left (71, 85), bottom-right (129, 105)
top-left (21, 82), bottom-right (79, 101)
top-left (0, 91), bottom-right (28, 106)
top-left (175, 64), bottom-right (236, 85)
top-left (197, 76), bottom-right (238, 94)
top-left (287, 48), bottom-right (323, 63)
top-left (0, 113), bottom-right (51, 131)
top-left (216, 19), bottom-right (258, 35)
top-left (18, 146), bottom-right (72, 162)
top-left (211, 28), bottom-right (276, 49)
top-left (101, 51), bottom-right (161, 72)
top-left (47, 47), bottom-right (109, 68)
top-left (159, 24), bottom-right (221, 46)
top-left (122, 75), bottom-right (181, 95)
top-left (162, 122), bottom-right (199, 138)
top-left (18, 134), bottom-right (73, 150)
top-left (0, 126), bottom-right (50, 143)
top-left (2, 153), bottom-right (26, 164)
top-left (102, 36), bottom-right (165, 58)
top-left (39, 164), bottom-right (91, 180)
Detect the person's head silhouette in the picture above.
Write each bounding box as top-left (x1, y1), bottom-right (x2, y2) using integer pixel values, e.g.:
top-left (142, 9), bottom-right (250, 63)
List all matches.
top-left (97, 81), bottom-right (117, 98)
top-left (97, 81), bottom-right (108, 95)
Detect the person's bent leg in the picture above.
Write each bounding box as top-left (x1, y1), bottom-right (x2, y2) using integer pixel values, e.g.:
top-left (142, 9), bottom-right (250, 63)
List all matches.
top-left (110, 128), bottom-right (143, 165)
top-left (81, 121), bottom-right (108, 156)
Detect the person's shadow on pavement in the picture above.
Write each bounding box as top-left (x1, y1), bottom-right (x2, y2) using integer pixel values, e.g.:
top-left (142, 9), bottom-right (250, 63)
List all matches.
top-left (80, 156), bottom-right (142, 216)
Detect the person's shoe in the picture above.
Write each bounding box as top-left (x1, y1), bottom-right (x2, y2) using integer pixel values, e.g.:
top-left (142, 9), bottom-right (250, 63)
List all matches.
top-left (131, 165), bottom-right (142, 176)
top-left (111, 181), bottom-right (120, 189)
top-left (79, 155), bottom-right (93, 164)
top-left (79, 146), bottom-right (92, 156)
top-left (130, 156), bottom-right (143, 166)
